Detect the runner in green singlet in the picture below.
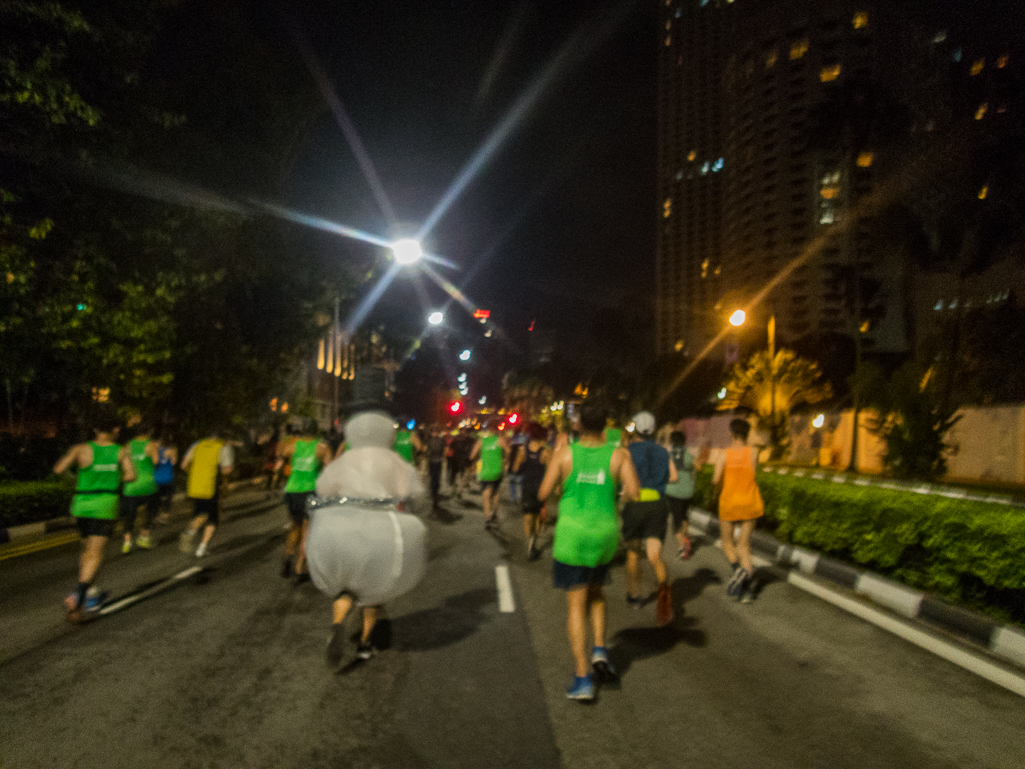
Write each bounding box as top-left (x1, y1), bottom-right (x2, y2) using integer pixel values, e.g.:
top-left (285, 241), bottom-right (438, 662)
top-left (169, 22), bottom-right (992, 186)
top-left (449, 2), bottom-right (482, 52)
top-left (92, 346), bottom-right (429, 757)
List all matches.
top-left (393, 426), bottom-right (422, 466)
top-left (472, 427), bottom-right (508, 528)
top-left (120, 425), bottom-right (160, 553)
top-left (276, 423), bottom-right (331, 580)
top-left (53, 413), bottom-right (136, 622)
top-left (539, 401), bottom-right (640, 702)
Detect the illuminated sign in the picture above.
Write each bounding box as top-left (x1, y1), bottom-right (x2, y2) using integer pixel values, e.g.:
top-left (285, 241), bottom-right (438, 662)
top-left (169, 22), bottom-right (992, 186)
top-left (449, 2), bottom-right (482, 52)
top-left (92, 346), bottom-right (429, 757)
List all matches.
top-left (473, 309), bottom-right (491, 319)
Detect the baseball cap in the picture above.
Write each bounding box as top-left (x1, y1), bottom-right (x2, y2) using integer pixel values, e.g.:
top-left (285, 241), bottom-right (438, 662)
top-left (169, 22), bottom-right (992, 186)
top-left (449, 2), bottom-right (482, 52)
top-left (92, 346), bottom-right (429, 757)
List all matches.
top-left (632, 411), bottom-right (656, 435)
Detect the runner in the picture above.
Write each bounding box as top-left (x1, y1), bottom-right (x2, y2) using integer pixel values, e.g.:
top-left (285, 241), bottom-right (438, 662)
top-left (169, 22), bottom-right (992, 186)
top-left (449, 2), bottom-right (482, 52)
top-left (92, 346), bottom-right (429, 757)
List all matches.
top-left (507, 427), bottom-right (525, 504)
top-left (261, 429), bottom-right (281, 494)
top-left (665, 429), bottom-right (698, 559)
top-left (539, 401), bottom-right (639, 701)
top-left (53, 414), bottom-right (136, 622)
top-left (153, 431), bottom-right (177, 525)
top-left (119, 425), bottom-right (161, 552)
top-left (393, 423), bottom-right (421, 466)
top-left (605, 424), bottom-right (623, 448)
top-left (424, 425), bottom-right (448, 511)
top-left (448, 428), bottom-right (473, 500)
top-left (622, 411), bottom-right (677, 627)
top-left (713, 418), bottom-right (764, 603)
top-left (276, 423), bottom-right (331, 579)
top-left (471, 425), bottom-right (508, 528)
top-left (513, 422), bottom-right (551, 560)
top-left (178, 431), bottom-right (234, 557)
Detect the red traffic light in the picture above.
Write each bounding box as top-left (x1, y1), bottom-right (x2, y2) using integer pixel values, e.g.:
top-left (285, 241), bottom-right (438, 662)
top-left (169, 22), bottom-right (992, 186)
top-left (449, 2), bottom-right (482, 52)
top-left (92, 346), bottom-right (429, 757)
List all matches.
top-left (508, 413), bottom-right (519, 425)
top-left (449, 401), bottom-right (462, 414)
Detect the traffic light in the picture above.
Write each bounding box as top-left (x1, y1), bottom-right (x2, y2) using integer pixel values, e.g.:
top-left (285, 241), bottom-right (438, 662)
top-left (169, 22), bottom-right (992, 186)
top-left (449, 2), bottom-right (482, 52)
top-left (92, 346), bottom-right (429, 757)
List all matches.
top-left (449, 401), bottom-right (462, 414)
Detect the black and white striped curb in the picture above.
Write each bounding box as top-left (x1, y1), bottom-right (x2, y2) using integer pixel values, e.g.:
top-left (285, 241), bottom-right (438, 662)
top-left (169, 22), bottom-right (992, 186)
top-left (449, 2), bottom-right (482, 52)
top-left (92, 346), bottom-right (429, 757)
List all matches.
top-left (688, 508), bottom-right (1025, 671)
top-left (0, 478), bottom-right (269, 546)
top-left (759, 465), bottom-right (1025, 509)
top-left (0, 516), bottom-right (76, 545)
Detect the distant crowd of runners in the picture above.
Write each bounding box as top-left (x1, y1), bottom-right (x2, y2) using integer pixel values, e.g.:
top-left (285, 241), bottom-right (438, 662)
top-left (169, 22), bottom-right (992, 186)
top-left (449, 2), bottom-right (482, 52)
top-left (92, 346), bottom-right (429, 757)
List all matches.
top-left (54, 403), bottom-right (764, 702)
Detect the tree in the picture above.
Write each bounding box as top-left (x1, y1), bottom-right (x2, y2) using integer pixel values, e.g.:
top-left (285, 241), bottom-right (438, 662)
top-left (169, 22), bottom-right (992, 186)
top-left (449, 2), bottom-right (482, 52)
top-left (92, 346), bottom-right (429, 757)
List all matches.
top-left (718, 349), bottom-right (833, 460)
top-left (859, 361), bottom-right (960, 481)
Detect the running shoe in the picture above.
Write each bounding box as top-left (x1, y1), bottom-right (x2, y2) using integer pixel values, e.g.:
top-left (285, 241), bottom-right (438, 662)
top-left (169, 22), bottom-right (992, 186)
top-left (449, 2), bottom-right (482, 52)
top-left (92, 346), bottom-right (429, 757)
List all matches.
top-left (195, 542), bottom-right (208, 558)
top-left (656, 582), bottom-right (674, 627)
top-left (565, 675), bottom-right (595, 701)
top-left (591, 647), bottom-right (618, 681)
top-left (121, 536), bottom-right (133, 554)
top-left (679, 536), bottom-right (692, 559)
top-left (179, 529), bottom-right (195, 553)
top-left (740, 575), bottom-right (758, 604)
top-left (356, 640), bottom-right (377, 660)
top-left (727, 567), bottom-right (750, 599)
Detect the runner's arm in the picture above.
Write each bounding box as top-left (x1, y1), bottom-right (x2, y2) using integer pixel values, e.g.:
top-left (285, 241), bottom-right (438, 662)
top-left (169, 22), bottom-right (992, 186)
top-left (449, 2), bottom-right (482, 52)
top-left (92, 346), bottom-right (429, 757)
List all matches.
top-left (612, 447), bottom-right (640, 502)
top-left (219, 444), bottom-right (234, 475)
top-left (316, 441), bottom-right (332, 465)
top-left (469, 439), bottom-right (482, 461)
top-left (119, 446), bottom-right (138, 483)
top-left (146, 440), bottom-right (160, 464)
top-left (180, 443), bottom-right (197, 472)
top-left (538, 447), bottom-right (569, 502)
top-left (53, 444), bottom-right (85, 475)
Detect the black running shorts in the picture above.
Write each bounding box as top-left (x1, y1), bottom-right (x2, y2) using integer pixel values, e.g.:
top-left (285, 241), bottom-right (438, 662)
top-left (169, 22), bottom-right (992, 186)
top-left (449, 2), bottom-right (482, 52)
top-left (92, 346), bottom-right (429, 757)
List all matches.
top-left (285, 491), bottom-right (312, 524)
top-left (190, 496), bottom-right (219, 525)
top-left (75, 516), bottom-right (116, 538)
top-left (621, 500), bottom-right (669, 546)
top-left (665, 495), bottom-right (692, 532)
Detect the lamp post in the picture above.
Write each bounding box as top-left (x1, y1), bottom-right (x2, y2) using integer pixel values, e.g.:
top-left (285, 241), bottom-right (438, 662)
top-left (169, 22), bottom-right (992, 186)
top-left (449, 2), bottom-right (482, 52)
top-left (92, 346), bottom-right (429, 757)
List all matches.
top-left (730, 309), bottom-right (778, 447)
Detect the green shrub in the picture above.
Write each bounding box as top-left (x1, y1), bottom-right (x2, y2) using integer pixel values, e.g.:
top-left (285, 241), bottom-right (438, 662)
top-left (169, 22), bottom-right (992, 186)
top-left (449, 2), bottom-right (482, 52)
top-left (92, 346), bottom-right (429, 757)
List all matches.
top-left (0, 481), bottom-right (74, 529)
top-left (694, 468), bottom-right (1025, 621)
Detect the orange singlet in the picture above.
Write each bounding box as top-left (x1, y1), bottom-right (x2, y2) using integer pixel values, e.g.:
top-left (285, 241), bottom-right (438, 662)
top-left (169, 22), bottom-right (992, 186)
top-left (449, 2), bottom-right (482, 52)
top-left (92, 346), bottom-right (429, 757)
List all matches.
top-left (719, 447), bottom-right (764, 521)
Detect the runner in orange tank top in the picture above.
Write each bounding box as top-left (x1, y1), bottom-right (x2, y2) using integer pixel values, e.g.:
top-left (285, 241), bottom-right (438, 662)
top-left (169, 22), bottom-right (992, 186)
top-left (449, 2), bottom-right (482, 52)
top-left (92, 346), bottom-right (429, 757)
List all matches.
top-left (713, 418), bottom-right (764, 602)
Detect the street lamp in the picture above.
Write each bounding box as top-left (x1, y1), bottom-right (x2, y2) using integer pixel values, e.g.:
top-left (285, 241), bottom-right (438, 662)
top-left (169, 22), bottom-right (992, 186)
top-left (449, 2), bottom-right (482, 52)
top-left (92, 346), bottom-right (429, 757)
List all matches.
top-left (729, 309), bottom-right (746, 327)
top-left (459, 349), bottom-right (471, 361)
top-left (427, 311), bottom-right (443, 325)
top-left (392, 238), bottom-right (423, 266)
top-left (730, 308), bottom-right (778, 440)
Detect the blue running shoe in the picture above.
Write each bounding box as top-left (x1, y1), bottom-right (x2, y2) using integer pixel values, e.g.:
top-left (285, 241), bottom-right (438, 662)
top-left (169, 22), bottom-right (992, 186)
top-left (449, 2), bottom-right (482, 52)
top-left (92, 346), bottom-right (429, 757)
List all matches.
top-left (83, 589), bottom-right (108, 612)
top-left (591, 647), bottom-right (618, 681)
top-left (565, 675), bottom-right (595, 701)
top-left (726, 566), bottom-right (748, 599)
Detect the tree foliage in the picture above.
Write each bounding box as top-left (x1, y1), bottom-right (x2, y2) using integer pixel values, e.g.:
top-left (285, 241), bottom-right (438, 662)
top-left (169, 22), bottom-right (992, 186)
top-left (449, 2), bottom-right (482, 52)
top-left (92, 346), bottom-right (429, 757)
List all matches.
top-left (719, 348), bottom-right (833, 459)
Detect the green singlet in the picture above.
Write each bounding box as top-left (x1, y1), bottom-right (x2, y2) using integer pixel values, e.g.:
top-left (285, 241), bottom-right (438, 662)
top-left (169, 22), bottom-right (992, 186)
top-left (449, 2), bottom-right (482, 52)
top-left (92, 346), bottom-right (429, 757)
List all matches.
top-left (394, 430), bottom-right (415, 463)
top-left (122, 438), bottom-right (157, 497)
top-left (71, 442), bottom-right (121, 520)
top-left (478, 434), bottom-right (503, 481)
top-left (554, 443), bottom-right (618, 567)
top-left (605, 428), bottom-right (622, 447)
top-left (284, 439), bottom-right (321, 493)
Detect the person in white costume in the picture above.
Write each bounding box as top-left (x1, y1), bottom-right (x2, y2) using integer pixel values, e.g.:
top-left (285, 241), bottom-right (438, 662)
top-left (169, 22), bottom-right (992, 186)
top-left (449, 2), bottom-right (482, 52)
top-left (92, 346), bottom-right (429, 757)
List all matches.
top-left (307, 388), bottom-right (428, 670)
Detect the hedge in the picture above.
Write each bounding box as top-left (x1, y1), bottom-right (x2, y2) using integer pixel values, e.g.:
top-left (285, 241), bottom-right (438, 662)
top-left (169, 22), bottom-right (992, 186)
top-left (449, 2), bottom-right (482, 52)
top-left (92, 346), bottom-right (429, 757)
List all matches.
top-left (694, 468), bottom-right (1025, 623)
top-left (0, 481), bottom-right (75, 529)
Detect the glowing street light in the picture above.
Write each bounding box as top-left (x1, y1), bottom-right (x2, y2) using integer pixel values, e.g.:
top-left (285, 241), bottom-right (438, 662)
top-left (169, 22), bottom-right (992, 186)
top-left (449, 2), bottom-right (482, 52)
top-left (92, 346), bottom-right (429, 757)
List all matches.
top-left (729, 309), bottom-right (746, 327)
top-left (459, 349), bottom-right (471, 361)
top-left (457, 373), bottom-right (467, 382)
top-left (813, 413), bottom-right (825, 429)
top-left (392, 238), bottom-right (423, 265)
top-left (427, 311), bottom-right (443, 325)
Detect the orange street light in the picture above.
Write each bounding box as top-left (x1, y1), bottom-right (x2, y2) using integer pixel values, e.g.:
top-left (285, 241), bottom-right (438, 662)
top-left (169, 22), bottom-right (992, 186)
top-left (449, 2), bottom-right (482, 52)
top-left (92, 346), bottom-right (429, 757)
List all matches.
top-left (729, 309), bottom-right (746, 327)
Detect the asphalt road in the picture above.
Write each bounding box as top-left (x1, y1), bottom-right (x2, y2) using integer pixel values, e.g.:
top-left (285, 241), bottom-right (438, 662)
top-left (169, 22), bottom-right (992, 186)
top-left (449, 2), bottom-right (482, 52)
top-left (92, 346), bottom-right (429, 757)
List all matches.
top-left (0, 484), bottom-right (1022, 769)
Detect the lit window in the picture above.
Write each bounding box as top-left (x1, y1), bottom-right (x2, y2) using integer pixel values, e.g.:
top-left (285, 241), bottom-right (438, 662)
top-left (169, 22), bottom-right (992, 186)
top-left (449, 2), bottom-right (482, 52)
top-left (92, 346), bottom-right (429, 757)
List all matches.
top-left (820, 186), bottom-right (839, 200)
top-left (859, 320), bottom-right (870, 333)
top-left (820, 211), bottom-right (835, 224)
top-left (687, 150), bottom-right (697, 161)
top-left (674, 340), bottom-right (684, 351)
top-left (934, 300), bottom-right (944, 311)
top-left (856, 151), bottom-right (873, 168)
top-left (714, 265), bottom-right (721, 276)
top-left (997, 55), bottom-right (1008, 68)
top-left (933, 31), bottom-right (947, 44)
top-left (949, 299), bottom-right (958, 310)
top-left (975, 103), bottom-right (988, 120)
top-left (701, 161), bottom-right (710, 175)
top-left (663, 198), bottom-right (672, 218)
top-left (665, 35), bottom-right (671, 47)
top-left (790, 39), bottom-right (809, 60)
top-left (766, 50), bottom-right (778, 68)
top-left (712, 157), bottom-right (724, 172)
top-left (970, 59), bottom-right (985, 76)
top-left (700, 0), bottom-right (709, 6)
top-left (666, 20), bottom-right (671, 30)
top-left (701, 258), bottom-right (709, 278)
top-left (675, 8), bottom-right (682, 18)
top-left (978, 185), bottom-right (988, 200)
top-left (853, 12), bottom-right (868, 29)
top-left (675, 170), bottom-right (683, 181)
top-left (953, 48), bottom-right (962, 63)
top-left (820, 64), bottom-right (842, 82)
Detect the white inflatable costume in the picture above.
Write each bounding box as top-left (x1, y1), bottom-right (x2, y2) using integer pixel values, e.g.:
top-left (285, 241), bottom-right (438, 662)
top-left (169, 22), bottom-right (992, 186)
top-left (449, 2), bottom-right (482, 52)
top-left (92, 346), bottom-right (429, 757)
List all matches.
top-left (306, 411), bottom-right (427, 606)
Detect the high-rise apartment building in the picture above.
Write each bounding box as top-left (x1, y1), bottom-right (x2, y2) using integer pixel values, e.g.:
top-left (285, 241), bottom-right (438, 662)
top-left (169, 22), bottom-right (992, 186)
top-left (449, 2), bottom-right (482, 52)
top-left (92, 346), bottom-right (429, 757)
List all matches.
top-left (656, 0), bottom-right (1010, 360)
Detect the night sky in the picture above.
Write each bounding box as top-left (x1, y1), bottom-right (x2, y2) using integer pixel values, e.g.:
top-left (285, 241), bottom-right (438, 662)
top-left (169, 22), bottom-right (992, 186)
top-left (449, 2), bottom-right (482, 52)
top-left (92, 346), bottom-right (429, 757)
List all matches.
top-left (277, 0), bottom-right (658, 347)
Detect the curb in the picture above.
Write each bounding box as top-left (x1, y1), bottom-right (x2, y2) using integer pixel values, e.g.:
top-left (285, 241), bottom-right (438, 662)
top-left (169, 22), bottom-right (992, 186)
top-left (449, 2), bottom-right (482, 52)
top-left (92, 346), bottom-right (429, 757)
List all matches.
top-left (0, 478), bottom-right (267, 547)
top-left (688, 507), bottom-right (1025, 671)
